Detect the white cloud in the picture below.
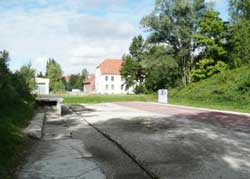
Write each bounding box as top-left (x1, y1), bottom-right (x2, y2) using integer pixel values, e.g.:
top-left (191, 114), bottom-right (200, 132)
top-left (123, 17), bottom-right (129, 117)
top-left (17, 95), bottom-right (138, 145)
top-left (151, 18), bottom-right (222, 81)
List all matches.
top-left (0, 1), bottom-right (139, 75)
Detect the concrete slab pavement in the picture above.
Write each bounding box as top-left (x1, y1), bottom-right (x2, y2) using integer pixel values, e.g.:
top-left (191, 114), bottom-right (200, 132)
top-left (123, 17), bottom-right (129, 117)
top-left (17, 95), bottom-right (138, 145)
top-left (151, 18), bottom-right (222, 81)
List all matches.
top-left (18, 106), bottom-right (152, 179)
top-left (80, 103), bottom-right (250, 179)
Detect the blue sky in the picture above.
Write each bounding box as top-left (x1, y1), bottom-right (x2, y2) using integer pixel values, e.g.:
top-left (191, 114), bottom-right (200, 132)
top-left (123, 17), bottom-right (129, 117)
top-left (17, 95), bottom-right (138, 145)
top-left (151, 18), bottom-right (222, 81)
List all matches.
top-left (0, 0), bottom-right (229, 74)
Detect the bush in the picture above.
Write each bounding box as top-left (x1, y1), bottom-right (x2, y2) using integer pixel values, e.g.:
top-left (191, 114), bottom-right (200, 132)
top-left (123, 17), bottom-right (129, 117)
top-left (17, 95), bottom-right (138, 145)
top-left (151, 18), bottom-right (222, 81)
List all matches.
top-left (0, 51), bottom-right (34, 177)
top-left (191, 58), bottom-right (228, 82)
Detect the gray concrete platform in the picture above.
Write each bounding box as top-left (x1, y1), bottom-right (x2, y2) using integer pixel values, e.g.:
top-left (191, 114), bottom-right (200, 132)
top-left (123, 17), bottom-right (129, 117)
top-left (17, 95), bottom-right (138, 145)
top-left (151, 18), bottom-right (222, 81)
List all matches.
top-left (18, 103), bottom-right (250, 179)
top-left (23, 113), bottom-right (45, 139)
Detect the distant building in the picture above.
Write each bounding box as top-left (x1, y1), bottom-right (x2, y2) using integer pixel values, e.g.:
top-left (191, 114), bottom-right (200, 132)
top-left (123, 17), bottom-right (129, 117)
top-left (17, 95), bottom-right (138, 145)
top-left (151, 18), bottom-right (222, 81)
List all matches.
top-left (34, 78), bottom-right (50, 95)
top-left (83, 74), bottom-right (95, 93)
top-left (63, 76), bottom-right (71, 83)
top-left (95, 59), bottom-right (133, 94)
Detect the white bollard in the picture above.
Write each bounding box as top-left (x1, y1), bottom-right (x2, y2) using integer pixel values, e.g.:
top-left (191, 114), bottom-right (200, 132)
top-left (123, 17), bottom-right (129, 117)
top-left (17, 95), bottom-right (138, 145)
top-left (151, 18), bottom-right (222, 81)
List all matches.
top-left (158, 89), bottom-right (168, 104)
top-left (57, 98), bottom-right (64, 115)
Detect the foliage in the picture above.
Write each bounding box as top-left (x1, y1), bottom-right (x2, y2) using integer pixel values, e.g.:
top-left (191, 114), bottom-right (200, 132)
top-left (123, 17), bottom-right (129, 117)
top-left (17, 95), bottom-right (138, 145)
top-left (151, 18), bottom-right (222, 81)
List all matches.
top-left (46, 58), bottom-right (65, 92)
top-left (229, 18), bottom-right (250, 66)
top-left (121, 35), bottom-right (145, 92)
top-left (37, 71), bottom-right (45, 77)
top-left (121, 54), bottom-right (142, 91)
top-left (0, 51), bottom-right (34, 177)
top-left (67, 69), bottom-right (88, 91)
top-left (194, 10), bottom-right (228, 62)
top-left (170, 65), bottom-right (250, 113)
top-left (141, 0), bottom-right (207, 84)
top-left (191, 58), bottom-right (228, 82)
top-left (142, 45), bottom-right (181, 91)
top-left (121, 37), bottom-right (181, 93)
top-left (17, 63), bottom-right (36, 91)
top-left (229, 0), bottom-right (250, 66)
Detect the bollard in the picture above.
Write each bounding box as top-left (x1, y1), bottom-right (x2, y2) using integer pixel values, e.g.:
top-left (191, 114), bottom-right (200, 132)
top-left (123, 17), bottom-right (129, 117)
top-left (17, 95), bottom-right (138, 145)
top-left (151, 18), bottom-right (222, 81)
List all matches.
top-left (158, 89), bottom-right (168, 104)
top-left (57, 98), bottom-right (64, 116)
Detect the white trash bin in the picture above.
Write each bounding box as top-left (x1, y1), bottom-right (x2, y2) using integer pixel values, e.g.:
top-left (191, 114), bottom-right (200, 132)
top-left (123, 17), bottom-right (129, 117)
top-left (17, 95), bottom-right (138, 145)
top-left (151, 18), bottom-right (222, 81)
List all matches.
top-left (158, 89), bottom-right (168, 104)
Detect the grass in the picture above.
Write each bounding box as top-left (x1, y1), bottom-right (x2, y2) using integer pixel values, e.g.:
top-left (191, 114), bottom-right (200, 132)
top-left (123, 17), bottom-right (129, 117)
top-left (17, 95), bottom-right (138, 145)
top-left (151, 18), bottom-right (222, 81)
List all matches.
top-left (63, 94), bottom-right (157, 104)
top-left (168, 97), bottom-right (250, 113)
top-left (169, 66), bottom-right (250, 113)
top-left (0, 102), bottom-right (34, 178)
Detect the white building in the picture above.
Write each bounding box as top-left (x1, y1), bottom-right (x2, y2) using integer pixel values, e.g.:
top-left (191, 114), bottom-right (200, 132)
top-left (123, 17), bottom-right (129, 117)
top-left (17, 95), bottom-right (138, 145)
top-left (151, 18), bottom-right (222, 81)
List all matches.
top-left (95, 59), bottom-right (133, 94)
top-left (34, 78), bottom-right (50, 95)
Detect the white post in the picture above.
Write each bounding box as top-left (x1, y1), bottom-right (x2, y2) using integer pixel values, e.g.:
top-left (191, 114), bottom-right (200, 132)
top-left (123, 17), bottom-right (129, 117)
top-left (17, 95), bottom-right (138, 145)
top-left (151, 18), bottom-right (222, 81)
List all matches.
top-left (158, 89), bottom-right (168, 104)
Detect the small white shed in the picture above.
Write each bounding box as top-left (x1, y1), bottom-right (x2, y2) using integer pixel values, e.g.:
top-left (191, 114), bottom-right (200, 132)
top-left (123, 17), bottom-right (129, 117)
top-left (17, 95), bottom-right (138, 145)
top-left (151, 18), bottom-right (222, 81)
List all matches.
top-left (35, 78), bottom-right (50, 95)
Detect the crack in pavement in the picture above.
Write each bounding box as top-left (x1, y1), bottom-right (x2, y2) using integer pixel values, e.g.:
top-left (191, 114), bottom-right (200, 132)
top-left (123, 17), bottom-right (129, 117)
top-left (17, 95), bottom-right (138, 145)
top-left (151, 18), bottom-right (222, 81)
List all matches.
top-left (70, 107), bottom-right (159, 179)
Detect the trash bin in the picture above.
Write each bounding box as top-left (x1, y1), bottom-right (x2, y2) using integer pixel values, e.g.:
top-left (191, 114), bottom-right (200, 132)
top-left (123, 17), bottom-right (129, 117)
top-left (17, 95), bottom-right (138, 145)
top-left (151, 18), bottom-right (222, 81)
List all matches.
top-left (158, 89), bottom-right (168, 104)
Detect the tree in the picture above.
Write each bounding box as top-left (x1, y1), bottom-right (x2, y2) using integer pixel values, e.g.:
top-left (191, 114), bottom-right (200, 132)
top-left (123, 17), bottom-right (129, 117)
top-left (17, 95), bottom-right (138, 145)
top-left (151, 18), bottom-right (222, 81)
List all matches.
top-left (191, 58), bottom-right (228, 82)
top-left (142, 45), bottom-right (181, 91)
top-left (66, 69), bottom-right (88, 91)
top-left (141, 0), bottom-right (207, 85)
top-left (37, 72), bottom-right (44, 78)
top-left (194, 10), bottom-right (228, 62)
top-left (121, 55), bottom-right (142, 91)
top-left (229, 0), bottom-right (250, 66)
top-left (191, 10), bottom-right (229, 81)
top-left (17, 63), bottom-right (36, 91)
top-left (0, 50), bottom-right (34, 109)
top-left (121, 35), bottom-right (146, 91)
top-left (46, 58), bottom-right (64, 92)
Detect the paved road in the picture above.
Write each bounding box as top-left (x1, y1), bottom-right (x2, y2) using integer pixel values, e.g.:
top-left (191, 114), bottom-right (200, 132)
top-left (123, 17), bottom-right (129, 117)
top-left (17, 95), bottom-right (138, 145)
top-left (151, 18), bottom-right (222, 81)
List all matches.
top-left (18, 102), bottom-right (250, 179)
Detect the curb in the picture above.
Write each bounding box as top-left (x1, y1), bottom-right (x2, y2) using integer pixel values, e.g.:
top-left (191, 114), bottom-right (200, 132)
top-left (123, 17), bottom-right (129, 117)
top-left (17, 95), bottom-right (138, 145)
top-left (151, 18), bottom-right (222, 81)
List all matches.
top-left (23, 113), bottom-right (46, 139)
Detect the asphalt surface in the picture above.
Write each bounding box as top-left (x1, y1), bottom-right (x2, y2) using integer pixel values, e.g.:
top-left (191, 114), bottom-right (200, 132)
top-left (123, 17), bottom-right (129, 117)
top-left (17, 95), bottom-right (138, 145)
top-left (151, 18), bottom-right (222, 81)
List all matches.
top-left (17, 102), bottom-right (250, 179)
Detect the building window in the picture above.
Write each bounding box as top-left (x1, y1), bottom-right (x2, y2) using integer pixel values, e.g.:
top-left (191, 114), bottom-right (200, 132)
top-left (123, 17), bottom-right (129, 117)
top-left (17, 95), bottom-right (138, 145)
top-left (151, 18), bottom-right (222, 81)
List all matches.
top-left (111, 76), bottom-right (114, 81)
top-left (105, 76), bottom-right (108, 81)
top-left (111, 85), bottom-right (114, 90)
top-left (106, 85), bottom-right (108, 90)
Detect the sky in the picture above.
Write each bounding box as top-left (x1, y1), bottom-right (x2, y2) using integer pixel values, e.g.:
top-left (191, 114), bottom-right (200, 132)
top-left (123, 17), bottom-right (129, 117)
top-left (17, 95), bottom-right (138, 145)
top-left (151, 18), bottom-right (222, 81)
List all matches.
top-left (0, 0), bottom-right (229, 75)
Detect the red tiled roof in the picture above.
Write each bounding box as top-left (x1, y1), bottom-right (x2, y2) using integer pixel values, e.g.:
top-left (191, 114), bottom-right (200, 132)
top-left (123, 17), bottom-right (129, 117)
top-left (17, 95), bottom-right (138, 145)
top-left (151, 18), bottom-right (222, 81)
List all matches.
top-left (98, 59), bottom-right (123, 75)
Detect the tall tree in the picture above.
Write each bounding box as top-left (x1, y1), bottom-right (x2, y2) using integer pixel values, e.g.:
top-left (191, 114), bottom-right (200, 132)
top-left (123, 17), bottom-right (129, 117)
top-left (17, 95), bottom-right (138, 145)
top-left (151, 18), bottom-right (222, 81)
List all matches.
top-left (142, 45), bottom-right (181, 91)
top-left (46, 59), bottom-right (64, 92)
top-left (229, 0), bottom-right (250, 66)
top-left (66, 69), bottom-right (88, 91)
top-left (37, 72), bottom-right (44, 78)
top-left (141, 0), bottom-right (207, 85)
top-left (121, 35), bottom-right (146, 91)
top-left (191, 10), bottom-right (229, 82)
top-left (194, 10), bottom-right (228, 62)
top-left (17, 63), bottom-right (36, 90)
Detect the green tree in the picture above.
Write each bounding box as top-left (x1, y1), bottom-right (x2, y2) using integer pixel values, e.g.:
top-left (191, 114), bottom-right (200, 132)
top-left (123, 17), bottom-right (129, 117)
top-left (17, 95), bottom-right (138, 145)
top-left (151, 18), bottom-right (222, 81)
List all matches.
top-left (191, 10), bottom-right (229, 81)
top-left (17, 63), bottom-right (36, 91)
top-left (194, 10), bottom-right (228, 62)
top-left (0, 50), bottom-right (34, 109)
top-left (46, 58), bottom-right (64, 92)
top-left (121, 55), bottom-right (142, 91)
top-left (229, 0), bottom-right (250, 66)
top-left (143, 45), bottom-right (181, 91)
top-left (191, 58), bottom-right (228, 82)
top-left (37, 71), bottom-right (44, 78)
top-left (141, 0), bottom-right (207, 85)
top-left (121, 35), bottom-right (146, 92)
top-left (67, 69), bottom-right (88, 91)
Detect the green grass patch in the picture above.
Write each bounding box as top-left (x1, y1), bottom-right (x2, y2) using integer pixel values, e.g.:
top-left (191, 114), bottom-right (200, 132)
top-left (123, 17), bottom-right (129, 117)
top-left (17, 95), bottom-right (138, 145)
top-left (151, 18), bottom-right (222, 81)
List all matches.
top-left (169, 66), bottom-right (250, 113)
top-left (0, 102), bottom-right (34, 178)
top-left (63, 94), bottom-right (157, 104)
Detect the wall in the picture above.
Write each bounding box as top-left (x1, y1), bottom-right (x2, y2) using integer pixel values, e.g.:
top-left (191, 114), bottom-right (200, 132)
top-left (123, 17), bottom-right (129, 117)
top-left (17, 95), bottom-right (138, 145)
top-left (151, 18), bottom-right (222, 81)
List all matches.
top-left (95, 68), bottom-right (133, 94)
